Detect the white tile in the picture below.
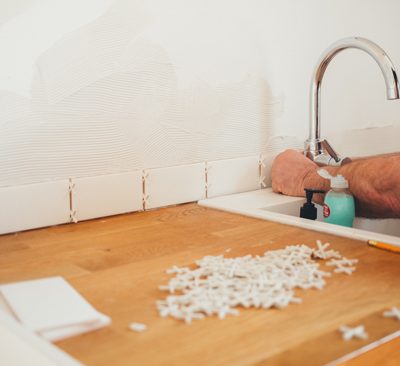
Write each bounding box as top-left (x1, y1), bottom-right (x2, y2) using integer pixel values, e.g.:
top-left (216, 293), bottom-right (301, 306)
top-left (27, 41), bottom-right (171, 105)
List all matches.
top-left (206, 156), bottom-right (260, 198)
top-left (144, 163), bottom-right (206, 209)
top-left (0, 277), bottom-right (101, 333)
top-left (0, 180), bottom-right (70, 235)
top-left (39, 312), bottom-right (111, 342)
top-left (0, 309), bottom-right (84, 366)
top-left (71, 171), bottom-right (142, 221)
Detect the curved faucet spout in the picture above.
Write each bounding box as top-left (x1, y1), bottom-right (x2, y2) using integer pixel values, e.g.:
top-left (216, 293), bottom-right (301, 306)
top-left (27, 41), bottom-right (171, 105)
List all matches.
top-left (305, 37), bottom-right (400, 166)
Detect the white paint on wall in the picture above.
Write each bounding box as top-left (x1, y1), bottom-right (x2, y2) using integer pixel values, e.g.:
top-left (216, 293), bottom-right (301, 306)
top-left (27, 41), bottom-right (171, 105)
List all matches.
top-left (0, 0), bottom-right (116, 96)
top-left (0, 0), bottom-right (399, 191)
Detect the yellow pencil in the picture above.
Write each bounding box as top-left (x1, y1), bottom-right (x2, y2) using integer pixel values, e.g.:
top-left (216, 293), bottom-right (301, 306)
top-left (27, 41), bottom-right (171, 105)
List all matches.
top-left (367, 240), bottom-right (400, 254)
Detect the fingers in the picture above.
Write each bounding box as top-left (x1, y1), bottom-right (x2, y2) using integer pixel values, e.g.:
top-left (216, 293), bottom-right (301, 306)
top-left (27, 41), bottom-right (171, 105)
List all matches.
top-left (271, 149), bottom-right (318, 197)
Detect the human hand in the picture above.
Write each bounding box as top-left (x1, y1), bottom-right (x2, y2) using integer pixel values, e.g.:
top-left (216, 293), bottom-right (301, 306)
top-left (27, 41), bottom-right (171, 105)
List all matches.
top-left (271, 149), bottom-right (318, 197)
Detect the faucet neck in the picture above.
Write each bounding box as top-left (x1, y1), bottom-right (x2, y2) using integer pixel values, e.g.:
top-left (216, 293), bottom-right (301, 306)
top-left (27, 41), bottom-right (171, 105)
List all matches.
top-left (308, 37), bottom-right (400, 143)
top-left (306, 37), bottom-right (400, 166)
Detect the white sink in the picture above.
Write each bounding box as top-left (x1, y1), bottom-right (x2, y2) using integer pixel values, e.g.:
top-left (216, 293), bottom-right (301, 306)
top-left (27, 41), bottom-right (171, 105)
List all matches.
top-left (198, 188), bottom-right (400, 247)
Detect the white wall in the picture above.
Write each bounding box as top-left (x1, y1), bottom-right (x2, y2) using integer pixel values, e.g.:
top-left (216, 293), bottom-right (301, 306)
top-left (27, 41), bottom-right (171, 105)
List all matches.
top-left (1, 0), bottom-right (400, 188)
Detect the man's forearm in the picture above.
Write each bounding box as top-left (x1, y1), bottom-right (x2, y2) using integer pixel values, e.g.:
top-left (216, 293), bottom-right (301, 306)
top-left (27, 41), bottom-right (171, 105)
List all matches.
top-left (303, 156), bottom-right (400, 218)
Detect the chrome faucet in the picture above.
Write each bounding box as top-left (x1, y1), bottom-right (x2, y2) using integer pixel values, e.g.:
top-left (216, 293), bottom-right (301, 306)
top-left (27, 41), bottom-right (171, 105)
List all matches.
top-left (305, 37), bottom-right (400, 166)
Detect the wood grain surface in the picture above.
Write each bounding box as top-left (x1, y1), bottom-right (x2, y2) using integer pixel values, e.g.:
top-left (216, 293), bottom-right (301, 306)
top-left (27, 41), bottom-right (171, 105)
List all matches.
top-left (0, 203), bottom-right (399, 366)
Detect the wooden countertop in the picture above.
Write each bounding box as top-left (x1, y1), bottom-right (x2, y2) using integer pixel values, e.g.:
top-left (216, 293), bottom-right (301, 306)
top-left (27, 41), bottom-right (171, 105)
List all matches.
top-left (0, 203), bottom-right (399, 366)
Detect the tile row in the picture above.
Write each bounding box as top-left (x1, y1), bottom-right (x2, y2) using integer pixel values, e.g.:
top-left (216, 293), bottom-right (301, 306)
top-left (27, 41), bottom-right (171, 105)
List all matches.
top-left (0, 155), bottom-right (271, 234)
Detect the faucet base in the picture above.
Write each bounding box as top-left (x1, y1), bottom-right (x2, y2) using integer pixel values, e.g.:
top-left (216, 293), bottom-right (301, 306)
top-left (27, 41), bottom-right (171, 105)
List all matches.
top-left (304, 138), bottom-right (350, 166)
top-left (304, 138), bottom-right (323, 160)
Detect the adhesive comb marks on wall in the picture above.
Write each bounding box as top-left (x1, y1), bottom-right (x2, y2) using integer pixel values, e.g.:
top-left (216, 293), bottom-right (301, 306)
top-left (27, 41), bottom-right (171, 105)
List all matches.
top-left (0, 180), bottom-right (70, 235)
top-left (70, 172), bottom-right (143, 222)
top-left (143, 163), bottom-right (206, 210)
top-left (206, 156), bottom-right (260, 198)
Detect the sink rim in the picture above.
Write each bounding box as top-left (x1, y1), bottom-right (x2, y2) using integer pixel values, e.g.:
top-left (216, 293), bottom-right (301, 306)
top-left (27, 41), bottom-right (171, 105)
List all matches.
top-left (198, 188), bottom-right (400, 247)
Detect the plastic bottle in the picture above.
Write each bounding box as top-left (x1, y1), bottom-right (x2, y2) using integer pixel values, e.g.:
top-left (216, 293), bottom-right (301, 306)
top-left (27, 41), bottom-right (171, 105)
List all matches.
top-left (300, 188), bottom-right (326, 220)
top-left (317, 169), bottom-right (355, 228)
